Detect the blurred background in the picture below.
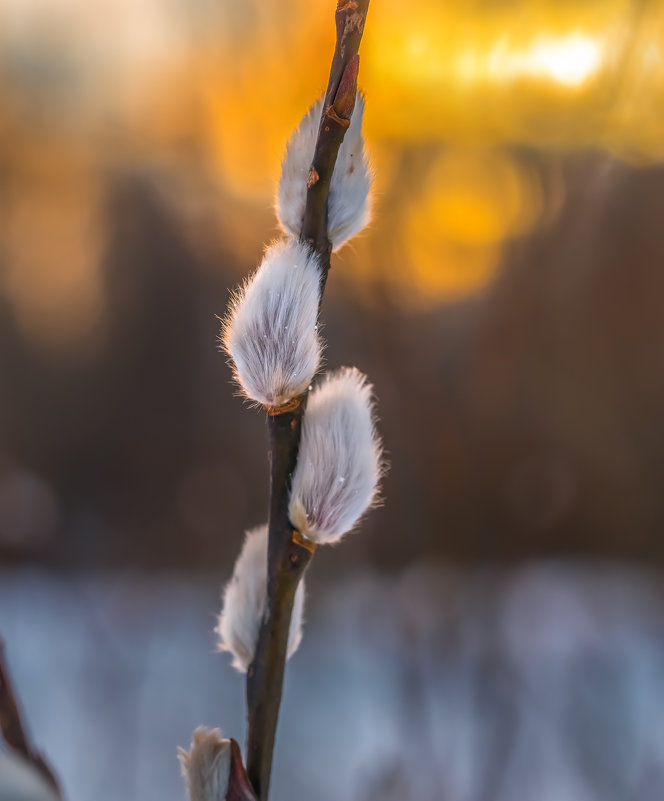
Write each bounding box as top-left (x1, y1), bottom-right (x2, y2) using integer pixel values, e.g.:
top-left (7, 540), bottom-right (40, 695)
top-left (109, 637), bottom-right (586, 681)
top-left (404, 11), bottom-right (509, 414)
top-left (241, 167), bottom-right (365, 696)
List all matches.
top-left (1, 0), bottom-right (664, 798)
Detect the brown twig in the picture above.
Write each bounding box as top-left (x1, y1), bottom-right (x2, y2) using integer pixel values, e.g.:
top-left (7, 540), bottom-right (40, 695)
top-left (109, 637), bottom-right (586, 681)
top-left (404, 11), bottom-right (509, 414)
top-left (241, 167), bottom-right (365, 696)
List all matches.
top-left (245, 402), bottom-right (314, 801)
top-left (244, 2), bottom-right (370, 799)
top-left (0, 641), bottom-right (61, 796)
top-left (227, 739), bottom-right (260, 801)
top-left (301, 1), bottom-right (369, 272)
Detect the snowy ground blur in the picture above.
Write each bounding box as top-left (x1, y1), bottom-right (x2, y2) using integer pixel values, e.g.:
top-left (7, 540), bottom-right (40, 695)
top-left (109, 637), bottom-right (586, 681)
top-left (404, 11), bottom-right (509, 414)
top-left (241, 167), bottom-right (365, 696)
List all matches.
top-left (3, 564), bottom-right (664, 801)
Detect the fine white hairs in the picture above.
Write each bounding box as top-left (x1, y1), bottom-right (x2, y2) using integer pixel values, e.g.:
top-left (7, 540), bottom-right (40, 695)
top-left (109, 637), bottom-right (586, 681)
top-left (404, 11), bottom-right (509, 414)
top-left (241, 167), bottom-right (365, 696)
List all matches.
top-left (222, 238), bottom-right (323, 407)
top-left (178, 727), bottom-right (231, 801)
top-left (277, 93), bottom-right (372, 250)
top-left (217, 525), bottom-right (305, 672)
top-left (289, 367), bottom-right (382, 545)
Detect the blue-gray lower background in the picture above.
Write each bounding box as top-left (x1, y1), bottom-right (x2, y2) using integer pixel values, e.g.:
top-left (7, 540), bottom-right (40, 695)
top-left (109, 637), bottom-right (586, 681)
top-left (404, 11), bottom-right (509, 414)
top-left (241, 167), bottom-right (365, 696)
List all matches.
top-left (3, 564), bottom-right (663, 801)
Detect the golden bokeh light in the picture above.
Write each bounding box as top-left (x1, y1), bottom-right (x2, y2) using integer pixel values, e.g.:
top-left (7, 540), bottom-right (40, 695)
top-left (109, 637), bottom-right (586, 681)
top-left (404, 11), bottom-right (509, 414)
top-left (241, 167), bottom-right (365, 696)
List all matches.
top-left (487, 33), bottom-right (603, 87)
top-left (0, 0), bottom-right (663, 341)
top-left (412, 150), bottom-right (541, 245)
top-left (362, 0), bottom-right (664, 154)
top-left (400, 148), bottom-right (542, 302)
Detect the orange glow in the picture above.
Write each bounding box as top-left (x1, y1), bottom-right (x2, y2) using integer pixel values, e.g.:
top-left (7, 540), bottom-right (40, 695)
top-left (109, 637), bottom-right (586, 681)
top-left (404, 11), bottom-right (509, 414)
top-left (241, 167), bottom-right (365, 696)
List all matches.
top-left (411, 150), bottom-right (541, 244)
top-left (2, 147), bottom-right (106, 357)
top-left (0, 0), bottom-right (663, 335)
top-left (396, 149), bottom-right (541, 303)
top-left (195, 3), bottom-right (334, 201)
top-left (486, 34), bottom-right (603, 87)
top-left (362, 0), bottom-right (664, 155)
top-left (406, 236), bottom-right (501, 303)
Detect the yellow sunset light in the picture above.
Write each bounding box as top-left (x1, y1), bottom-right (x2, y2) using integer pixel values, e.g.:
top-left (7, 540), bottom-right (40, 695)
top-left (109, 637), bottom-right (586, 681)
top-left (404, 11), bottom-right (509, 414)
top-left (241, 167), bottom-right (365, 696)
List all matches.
top-left (527, 34), bottom-right (602, 87)
top-left (487, 33), bottom-right (603, 87)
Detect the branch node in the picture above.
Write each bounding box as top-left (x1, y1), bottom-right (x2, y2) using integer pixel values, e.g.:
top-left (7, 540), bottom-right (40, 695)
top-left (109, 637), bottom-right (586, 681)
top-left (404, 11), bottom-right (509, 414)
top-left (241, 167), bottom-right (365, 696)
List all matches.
top-left (292, 529), bottom-right (317, 553)
top-left (332, 54), bottom-right (360, 120)
top-left (265, 396), bottom-right (303, 416)
top-left (324, 106), bottom-right (351, 128)
top-left (306, 167), bottom-right (320, 188)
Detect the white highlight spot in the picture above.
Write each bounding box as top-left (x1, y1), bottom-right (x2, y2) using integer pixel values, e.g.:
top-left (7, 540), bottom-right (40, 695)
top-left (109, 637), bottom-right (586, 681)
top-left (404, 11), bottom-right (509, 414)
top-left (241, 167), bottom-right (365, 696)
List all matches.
top-left (487, 33), bottom-right (602, 88)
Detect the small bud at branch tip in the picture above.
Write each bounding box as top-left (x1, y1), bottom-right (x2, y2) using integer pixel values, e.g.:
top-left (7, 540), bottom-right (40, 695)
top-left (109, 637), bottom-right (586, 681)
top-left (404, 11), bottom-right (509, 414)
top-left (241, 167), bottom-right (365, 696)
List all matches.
top-left (228, 740), bottom-right (259, 801)
top-left (333, 54), bottom-right (360, 120)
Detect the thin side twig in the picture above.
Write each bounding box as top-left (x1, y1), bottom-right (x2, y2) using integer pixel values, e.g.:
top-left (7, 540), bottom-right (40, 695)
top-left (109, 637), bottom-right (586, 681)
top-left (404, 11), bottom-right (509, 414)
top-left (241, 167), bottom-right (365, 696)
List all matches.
top-left (244, 3), bottom-right (370, 800)
top-left (227, 739), bottom-right (260, 801)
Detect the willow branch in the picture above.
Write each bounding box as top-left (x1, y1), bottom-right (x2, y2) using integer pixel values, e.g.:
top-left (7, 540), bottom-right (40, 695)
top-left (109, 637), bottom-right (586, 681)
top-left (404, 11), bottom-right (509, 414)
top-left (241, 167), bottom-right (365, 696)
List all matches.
top-left (301, 0), bottom-right (370, 271)
top-left (244, 3), bottom-right (370, 800)
top-left (245, 403), bottom-right (315, 801)
top-left (0, 641), bottom-right (61, 796)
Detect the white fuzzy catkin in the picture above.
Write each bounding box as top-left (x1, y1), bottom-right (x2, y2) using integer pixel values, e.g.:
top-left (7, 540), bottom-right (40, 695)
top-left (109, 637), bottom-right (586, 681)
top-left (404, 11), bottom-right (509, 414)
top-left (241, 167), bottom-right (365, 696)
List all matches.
top-left (278, 93), bottom-right (372, 250)
top-left (178, 727), bottom-right (231, 801)
top-left (289, 367), bottom-right (382, 545)
top-left (222, 238), bottom-right (322, 407)
top-left (216, 525), bottom-right (305, 672)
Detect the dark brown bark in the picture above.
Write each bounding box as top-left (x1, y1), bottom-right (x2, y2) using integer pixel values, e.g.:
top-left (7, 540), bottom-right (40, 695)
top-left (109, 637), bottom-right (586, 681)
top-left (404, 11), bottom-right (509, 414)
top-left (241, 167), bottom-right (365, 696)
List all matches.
top-left (301, 0), bottom-right (370, 275)
top-left (245, 402), bottom-right (315, 800)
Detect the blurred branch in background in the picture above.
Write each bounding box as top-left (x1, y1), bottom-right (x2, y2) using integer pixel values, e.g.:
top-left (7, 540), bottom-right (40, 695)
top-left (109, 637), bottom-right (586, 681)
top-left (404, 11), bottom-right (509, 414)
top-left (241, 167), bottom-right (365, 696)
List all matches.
top-left (0, 642), bottom-right (61, 798)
